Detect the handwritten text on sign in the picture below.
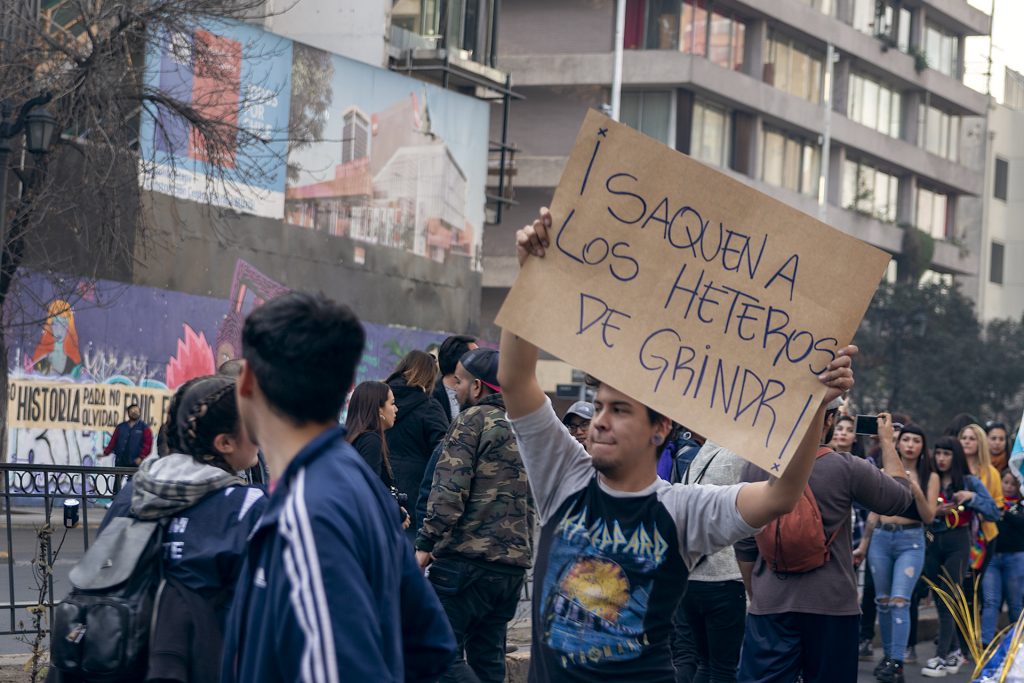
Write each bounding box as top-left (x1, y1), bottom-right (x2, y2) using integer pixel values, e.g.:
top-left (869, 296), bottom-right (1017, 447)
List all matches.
top-left (496, 111), bottom-right (889, 475)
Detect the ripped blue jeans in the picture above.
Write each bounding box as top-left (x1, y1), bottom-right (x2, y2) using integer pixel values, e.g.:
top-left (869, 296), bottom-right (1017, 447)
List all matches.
top-left (868, 525), bottom-right (926, 661)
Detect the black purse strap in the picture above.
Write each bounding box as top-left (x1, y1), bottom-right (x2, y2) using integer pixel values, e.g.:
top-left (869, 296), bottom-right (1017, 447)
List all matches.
top-left (684, 450), bottom-right (718, 485)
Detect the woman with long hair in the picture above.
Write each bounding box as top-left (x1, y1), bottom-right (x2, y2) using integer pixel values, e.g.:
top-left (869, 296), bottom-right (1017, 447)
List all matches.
top-left (856, 423), bottom-right (938, 682)
top-left (920, 437), bottom-right (1000, 677)
top-left (986, 421), bottom-right (1010, 473)
top-left (79, 375), bottom-right (267, 683)
top-left (32, 299), bottom-right (82, 376)
top-left (831, 414), bottom-right (857, 453)
top-left (959, 423), bottom-right (1004, 567)
top-left (385, 350), bottom-right (449, 540)
top-left (347, 380), bottom-right (408, 529)
top-left (346, 381), bottom-right (399, 484)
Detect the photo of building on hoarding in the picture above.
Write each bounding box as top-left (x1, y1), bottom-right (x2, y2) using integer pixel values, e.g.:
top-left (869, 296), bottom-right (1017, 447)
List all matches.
top-left (284, 44), bottom-right (486, 268)
top-left (141, 28), bottom-right (487, 269)
top-left (285, 94), bottom-right (472, 263)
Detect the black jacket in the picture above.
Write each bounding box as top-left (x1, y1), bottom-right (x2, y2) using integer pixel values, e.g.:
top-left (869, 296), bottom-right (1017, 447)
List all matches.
top-left (996, 501), bottom-right (1024, 554)
top-left (352, 431), bottom-right (394, 488)
top-left (148, 577), bottom-right (226, 683)
top-left (386, 378), bottom-right (449, 509)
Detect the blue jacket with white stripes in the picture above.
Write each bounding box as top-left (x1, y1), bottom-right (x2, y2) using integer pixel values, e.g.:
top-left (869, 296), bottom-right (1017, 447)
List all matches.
top-left (220, 426), bottom-right (456, 683)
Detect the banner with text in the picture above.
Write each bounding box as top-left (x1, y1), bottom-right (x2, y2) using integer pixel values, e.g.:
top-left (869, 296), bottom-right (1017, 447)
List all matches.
top-left (7, 380), bottom-right (173, 434)
top-left (496, 110), bottom-right (890, 475)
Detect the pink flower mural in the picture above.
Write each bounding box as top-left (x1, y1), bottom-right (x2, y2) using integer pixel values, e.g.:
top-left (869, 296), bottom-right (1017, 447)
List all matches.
top-left (166, 324), bottom-right (215, 388)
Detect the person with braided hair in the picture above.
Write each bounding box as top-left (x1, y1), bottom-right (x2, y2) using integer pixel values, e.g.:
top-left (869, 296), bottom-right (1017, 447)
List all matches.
top-left (99, 375), bottom-right (267, 683)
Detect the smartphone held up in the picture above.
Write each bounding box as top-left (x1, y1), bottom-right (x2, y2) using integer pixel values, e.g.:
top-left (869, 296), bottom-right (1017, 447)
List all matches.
top-left (855, 414), bottom-right (905, 436)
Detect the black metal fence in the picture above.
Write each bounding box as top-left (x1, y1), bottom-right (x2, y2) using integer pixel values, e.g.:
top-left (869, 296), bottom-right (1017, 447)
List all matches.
top-left (1, 462), bottom-right (135, 637)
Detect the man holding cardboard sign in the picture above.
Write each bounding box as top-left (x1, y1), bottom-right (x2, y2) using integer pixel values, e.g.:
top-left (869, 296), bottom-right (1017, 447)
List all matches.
top-left (495, 112), bottom-right (891, 681)
top-left (499, 208), bottom-right (856, 682)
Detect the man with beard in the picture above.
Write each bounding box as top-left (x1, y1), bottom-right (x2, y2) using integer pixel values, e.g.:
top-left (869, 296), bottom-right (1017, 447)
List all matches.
top-left (103, 403), bottom-right (153, 495)
top-left (416, 347), bottom-right (534, 683)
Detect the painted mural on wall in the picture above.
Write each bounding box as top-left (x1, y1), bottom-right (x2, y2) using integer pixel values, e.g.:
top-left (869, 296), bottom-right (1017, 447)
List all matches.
top-left (4, 261), bottom-right (455, 468)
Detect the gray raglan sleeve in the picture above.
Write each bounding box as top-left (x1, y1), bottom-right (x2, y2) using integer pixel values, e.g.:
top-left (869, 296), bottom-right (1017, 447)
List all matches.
top-left (849, 456), bottom-right (913, 515)
top-left (658, 483), bottom-right (761, 571)
top-left (509, 397), bottom-right (594, 525)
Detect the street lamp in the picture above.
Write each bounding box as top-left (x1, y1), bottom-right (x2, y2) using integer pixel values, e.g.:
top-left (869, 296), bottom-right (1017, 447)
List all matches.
top-left (0, 93), bottom-right (58, 257)
top-left (23, 106), bottom-right (58, 155)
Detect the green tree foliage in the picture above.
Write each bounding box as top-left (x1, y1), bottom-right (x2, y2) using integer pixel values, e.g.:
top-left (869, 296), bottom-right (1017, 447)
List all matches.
top-left (286, 43), bottom-right (334, 183)
top-left (853, 281), bottom-right (1024, 435)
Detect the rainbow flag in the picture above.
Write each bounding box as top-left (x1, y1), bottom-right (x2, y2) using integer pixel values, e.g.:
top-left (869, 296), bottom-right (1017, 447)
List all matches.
top-left (1010, 409), bottom-right (1024, 496)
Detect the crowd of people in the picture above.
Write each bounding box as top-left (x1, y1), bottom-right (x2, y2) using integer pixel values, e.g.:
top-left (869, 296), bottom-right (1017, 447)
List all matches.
top-left (848, 415), bottom-right (1022, 680)
top-left (49, 205), bottom-right (1021, 683)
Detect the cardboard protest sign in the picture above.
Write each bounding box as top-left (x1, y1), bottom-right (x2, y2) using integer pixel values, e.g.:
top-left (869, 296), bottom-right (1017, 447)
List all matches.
top-left (496, 110), bottom-right (889, 475)
top-left (8, 380), bottom-right (173, 434)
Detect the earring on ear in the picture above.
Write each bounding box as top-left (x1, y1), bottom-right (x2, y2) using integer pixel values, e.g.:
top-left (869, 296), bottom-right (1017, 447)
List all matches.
top-left (651, 435), bottom-right (664, 446)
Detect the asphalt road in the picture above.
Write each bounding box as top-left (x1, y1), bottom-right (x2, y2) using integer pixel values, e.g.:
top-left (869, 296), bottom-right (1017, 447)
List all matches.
top-left (0, 525), bottom-right (89, 656)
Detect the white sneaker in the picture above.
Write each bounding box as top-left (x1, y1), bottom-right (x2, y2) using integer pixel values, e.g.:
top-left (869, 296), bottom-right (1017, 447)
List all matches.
top-left (921, 657), bottom-right (949, 678)
top-left (943, 652), bottom-right (962, 674)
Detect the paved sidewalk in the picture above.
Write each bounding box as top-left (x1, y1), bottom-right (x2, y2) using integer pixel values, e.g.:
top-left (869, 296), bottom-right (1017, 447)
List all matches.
top-left (0, 653), bottom-right (47, 682)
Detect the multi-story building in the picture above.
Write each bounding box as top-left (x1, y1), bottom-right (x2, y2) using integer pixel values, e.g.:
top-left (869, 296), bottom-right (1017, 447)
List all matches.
top-left (974, 68), bottom-right (1024, 320)
top-left (482, 0), bottom-right (991, 345)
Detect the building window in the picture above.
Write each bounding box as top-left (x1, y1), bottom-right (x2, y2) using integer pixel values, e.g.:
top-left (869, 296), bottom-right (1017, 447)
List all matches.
top-left (851, 0), bottom-right (874, 34)
top-left (918, 104), bottom-right (960, 162)
top-left (762, 126), bottom-right (820, 196)
top-left (920, 270), bottom-right (954, 287)
top-left (621, 91), bottom-right (675, 147)
top-left (916, 186), bottom-right (949, 239)
top-left (691, 99), bottom-right (730, 168)
top-left (706, 7), bottom-right (745, 69)
top-left (1006, 68), bottom-right (1024, 112)
top-left (391, 0), bottom-right (497, 64)
top-left (765, 31), bottom-right (824, 103)
top-left (990, 241), bottom-right (1005, 285)
top-left (627, 0), bottom-right (745, 70)
top-left (842, 158), bottom-right (898, 222)
top-left (869, 2), bottom-right (912, 52)
top-left (885, 258), bottom-right (898, 284)
top-left (925, 22), bottom-right (959, 78)
top-left (341, 107), bottom-right (370, 163)
top-left (995, 157), bottom-right (1009, 201)
top-left (848, 73), bottom-right (902, 139)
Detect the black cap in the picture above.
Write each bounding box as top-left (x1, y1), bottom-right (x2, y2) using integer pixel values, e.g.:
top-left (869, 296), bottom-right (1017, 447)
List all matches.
top-left (460, 347), bottom-right (500, 392)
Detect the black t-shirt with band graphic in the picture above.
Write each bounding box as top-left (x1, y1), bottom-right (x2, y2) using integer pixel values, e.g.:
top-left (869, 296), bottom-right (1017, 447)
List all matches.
top-left (509, 399), bottom-right (757, 682)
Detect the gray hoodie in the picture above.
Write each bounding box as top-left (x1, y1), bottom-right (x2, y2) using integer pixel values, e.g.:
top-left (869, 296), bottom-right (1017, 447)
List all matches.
top-left (131, 452), bottom-right (242, 519)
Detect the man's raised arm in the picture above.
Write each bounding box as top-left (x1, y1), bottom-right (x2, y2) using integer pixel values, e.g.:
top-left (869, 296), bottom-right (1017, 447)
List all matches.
top-left (497, 207), bottom-right (554, 420)
top-left (734, 347), bottom-right (856, 529)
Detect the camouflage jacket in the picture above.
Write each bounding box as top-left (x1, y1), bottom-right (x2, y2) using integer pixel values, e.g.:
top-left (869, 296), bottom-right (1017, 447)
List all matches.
top-left (415, 393), bottom-right (535, 569)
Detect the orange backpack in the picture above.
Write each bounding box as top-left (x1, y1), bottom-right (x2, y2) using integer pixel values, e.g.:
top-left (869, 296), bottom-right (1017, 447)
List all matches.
top-left (755, 447), bottom-right (841, 574)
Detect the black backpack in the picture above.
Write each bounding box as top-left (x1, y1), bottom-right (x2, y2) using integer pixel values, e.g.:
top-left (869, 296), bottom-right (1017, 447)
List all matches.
top-left (51, 517), bottom-right (165, 682)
